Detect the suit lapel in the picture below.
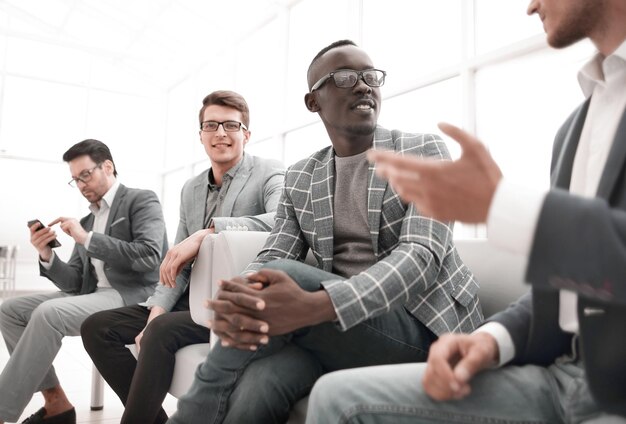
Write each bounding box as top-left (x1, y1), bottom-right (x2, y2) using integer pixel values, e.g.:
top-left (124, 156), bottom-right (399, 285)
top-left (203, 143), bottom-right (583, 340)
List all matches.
top-left (596, 108), bottom-right (626, 199)
top-left (369, 127), bottom-right (394, 256)
top-left (552, 100), bottom-right (590, 189)
top-left (311, 149), bottom-right (335, 266)
top-left (105, 184), bottom-right (127, 234)
top-left (193, 170), bottom-right (210, 230)
top-left (221, 154), bottom-right (252, 219)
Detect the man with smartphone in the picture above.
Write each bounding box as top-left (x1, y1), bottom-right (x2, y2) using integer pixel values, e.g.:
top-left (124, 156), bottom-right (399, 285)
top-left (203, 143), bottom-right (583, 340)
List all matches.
top-left (0, 139), bottom-right (167, 424)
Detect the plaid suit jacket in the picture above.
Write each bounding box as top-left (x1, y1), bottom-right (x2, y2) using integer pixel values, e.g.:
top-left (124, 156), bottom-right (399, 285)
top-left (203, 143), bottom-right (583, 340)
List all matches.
top-left (246, 126), bottom-right (483, 335)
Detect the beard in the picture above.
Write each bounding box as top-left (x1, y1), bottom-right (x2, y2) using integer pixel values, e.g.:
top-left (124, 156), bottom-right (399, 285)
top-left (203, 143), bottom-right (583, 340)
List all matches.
top-left (344, 121), bottom-right (377, 137)
top-left (548, 0), bottom-right (604, 49)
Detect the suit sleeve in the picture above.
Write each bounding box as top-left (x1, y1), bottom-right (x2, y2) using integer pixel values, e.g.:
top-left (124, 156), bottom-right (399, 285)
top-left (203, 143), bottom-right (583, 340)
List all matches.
top-left (244, 178), bottom-right (310, 273)
top-left (88, 190), bottom-right (166, 273)
top-left (211, 164), bottom-right (285, 232)
top-left (143, 186), bottom-right (193, 311)
top-left (528, 190), bottom-right (626, 305)
top-left (39, 244), bottom-right (86, 293)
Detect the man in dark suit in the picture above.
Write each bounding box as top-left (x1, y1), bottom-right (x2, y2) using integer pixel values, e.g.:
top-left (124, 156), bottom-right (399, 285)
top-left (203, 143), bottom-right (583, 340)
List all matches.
top-left (167, 40), bottom-right (482, 424)
top-left (0, 139), bottom-right (167, 424)
top-left (306, 0), bottom-right (626, 422)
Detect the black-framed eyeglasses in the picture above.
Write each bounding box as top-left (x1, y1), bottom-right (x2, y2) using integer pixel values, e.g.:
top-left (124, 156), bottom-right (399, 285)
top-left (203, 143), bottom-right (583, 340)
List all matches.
top-left (310, 68), bottom-right (386, 92)
top-left (200, 120), bottom-right (248, 132)
top-left (68, 163), bottom-right (102, 187)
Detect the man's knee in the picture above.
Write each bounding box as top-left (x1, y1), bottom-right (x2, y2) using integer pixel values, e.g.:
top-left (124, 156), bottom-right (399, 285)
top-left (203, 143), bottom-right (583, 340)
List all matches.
top-left (0, 295), bottom-right (22, 321)
top-left (308, 372), bottom-right (344, 413)
top-left (81, 310), bottom-right (110, 351)
top-left (141, 314), bottom-right (177, 350)
top-left (30, 300), bottom-right (65, 330)
top-left (261, 258), bottom-right (301, 274)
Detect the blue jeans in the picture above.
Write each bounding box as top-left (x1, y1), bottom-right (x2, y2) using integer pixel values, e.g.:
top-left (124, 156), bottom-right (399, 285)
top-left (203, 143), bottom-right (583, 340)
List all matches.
top-left (167, 259), bottom-right (436, 424)
top-left (306, 360), bottom-right (626, 424)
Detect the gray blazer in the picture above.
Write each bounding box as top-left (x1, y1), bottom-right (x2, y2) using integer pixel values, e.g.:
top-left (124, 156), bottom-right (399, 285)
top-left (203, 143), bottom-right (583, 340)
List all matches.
top-left (39, 184), bottom-right (168, 305)
top-left (145, 153), bottom-right (285, 311)
top-left (491, 100), bottom-right (626, 416)
top-left (247, 127), bottom-right (483, 335)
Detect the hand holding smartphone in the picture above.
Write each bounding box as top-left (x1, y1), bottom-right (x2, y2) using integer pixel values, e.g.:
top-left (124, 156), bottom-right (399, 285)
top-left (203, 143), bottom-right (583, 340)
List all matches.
top-left (27, 219), bottom-right (62, 248)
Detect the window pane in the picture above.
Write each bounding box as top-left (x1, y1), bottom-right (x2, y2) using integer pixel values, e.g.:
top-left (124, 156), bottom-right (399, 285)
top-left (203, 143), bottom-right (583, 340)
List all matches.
top-left (474, 0), bottom-right (543, 55)
top-left (246, 137), bottom-right (285, 164)
top-left (285, 0), bottom-right (360, 129)
top-left (0, 76), bottom-right (88, 159)
top-left (475, 41), bottom-right (594, 191)
top-left (162, 167), bottom-right (192, 243)
top-left (363, 0), bottom-right (462, 92)
top-left (378, 77), bottom-right (462, 159)
top-left (284, 123), bottom-right (330, 167)
top-left (85, 89), bottom-right (163, 175)
top-left (236, 17), bottom-right (286, 141)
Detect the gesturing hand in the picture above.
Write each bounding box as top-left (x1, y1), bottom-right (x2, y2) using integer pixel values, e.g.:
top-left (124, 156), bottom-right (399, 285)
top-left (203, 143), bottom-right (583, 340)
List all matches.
top-left (422, 332), bottom-right (499, 401)
top-left (367, 122), bottom-right (503, 223)
top-left (49, 217), bottom-right (88, 245)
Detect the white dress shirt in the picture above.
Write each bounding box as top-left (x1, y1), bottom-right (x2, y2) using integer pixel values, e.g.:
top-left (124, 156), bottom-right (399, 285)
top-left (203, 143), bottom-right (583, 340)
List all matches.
top-left (480, 40), bottom-right (626, 365)
top-left (41, 180), bottom-right (120, 289)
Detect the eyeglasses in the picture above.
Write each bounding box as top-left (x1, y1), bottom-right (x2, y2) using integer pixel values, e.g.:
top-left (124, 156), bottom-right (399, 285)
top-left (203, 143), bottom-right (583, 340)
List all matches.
top-left (68, 164), bottom-right (102, 187)
top-left (310, 69), bottom-right (386, 92)
top-left (200, 120), bottom-right (248, 132)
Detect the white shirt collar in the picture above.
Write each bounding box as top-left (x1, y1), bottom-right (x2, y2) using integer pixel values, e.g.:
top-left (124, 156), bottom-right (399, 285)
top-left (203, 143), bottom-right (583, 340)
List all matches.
top-left (89, 180), bottom-right (120, 214)
top-left (578, 39), bottom-right (626, 98)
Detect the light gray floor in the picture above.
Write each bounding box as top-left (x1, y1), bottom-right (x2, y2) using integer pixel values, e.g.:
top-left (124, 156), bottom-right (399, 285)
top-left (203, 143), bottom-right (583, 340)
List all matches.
top-left (0, 294), bottom-right (178, 423)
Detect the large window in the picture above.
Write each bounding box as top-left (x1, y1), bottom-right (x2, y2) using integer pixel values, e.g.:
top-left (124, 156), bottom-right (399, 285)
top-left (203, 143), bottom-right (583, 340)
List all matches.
top-left (1, 0), bottom-right (599, 271)
top-left (160, 0), bottom-right (596, 240)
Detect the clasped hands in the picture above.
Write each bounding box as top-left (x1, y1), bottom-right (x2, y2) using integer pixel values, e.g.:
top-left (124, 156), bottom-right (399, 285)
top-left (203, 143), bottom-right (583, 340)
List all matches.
top-left (205, 269), bottom-right (316, 351)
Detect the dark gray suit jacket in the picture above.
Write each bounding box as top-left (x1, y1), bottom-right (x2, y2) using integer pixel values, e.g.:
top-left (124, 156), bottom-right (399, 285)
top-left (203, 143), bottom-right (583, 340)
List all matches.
top-left (491, 100), bottom-right (626, 416)
top-left (40, 184), bottom-right (168, 305)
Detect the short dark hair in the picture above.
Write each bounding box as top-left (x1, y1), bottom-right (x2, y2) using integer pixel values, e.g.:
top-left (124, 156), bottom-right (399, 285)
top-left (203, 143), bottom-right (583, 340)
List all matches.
top-left (62, 139), bottom-right (117, 177)
top-left (307, 39), bottom-right (358, 88)
top-left (198, 90), bottom-right (250, 129)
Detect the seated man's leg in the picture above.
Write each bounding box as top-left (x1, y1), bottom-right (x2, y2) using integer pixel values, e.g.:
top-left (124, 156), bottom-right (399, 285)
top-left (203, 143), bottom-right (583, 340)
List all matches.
top-left (122, 311), bottom-right (210, 424)
top-left (307, 362), bottom-right (564, 424)
top-left (167, 333), bottom-right (289, 424)
top-left (0, 289), bottom-right (123, 422)
top-left (81, 305), bottom-right (149, 411)
top-left (167, 259), bottom-right (340, 424)
top-left (225, 344), bottom-right (323, 424)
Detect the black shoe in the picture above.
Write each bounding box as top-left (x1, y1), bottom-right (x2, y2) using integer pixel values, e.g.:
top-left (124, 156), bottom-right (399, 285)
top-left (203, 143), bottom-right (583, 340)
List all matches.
top-left (21, 407), bottom-right (76, 424)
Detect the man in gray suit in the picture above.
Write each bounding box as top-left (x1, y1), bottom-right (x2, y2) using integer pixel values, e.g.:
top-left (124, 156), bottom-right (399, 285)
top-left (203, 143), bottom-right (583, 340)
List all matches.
top-left (81, 90), bottom-right (287, 424)
top-left (308, 0), bottom-right (626, 422)
top-left (0, 139), bottom-right (167, 424)
top-left (168, 41), bottom-right (482, 424)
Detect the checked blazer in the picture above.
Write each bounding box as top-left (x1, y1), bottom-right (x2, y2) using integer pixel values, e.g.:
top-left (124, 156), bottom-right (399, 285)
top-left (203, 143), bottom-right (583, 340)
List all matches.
top-left (246, 126), bottom-right (483, 335)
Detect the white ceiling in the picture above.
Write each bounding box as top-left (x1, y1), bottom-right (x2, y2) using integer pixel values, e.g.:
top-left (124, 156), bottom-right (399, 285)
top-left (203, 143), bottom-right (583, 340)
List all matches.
top-left (0, 0), bottom-right (300, 90)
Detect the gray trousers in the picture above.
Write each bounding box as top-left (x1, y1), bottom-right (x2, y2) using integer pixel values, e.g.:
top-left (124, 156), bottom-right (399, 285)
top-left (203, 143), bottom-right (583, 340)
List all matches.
top-left (0, 288), bottom-right (124, 422)
top-left (306, 359), bottom-right (626, 424)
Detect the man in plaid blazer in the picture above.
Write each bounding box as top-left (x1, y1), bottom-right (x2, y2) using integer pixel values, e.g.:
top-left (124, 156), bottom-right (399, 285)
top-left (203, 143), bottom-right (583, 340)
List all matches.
top-left (167, 40), bottom-right (483, 424)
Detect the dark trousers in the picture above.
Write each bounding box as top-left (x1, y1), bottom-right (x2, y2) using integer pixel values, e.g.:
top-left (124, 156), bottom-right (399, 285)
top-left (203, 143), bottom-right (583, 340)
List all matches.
top-left (81, 299), bottom-right (210, 424)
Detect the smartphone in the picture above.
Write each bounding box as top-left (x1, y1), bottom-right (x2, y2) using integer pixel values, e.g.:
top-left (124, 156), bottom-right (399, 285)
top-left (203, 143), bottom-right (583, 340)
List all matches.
top-left (27, 219), bottom-right (62, 248)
